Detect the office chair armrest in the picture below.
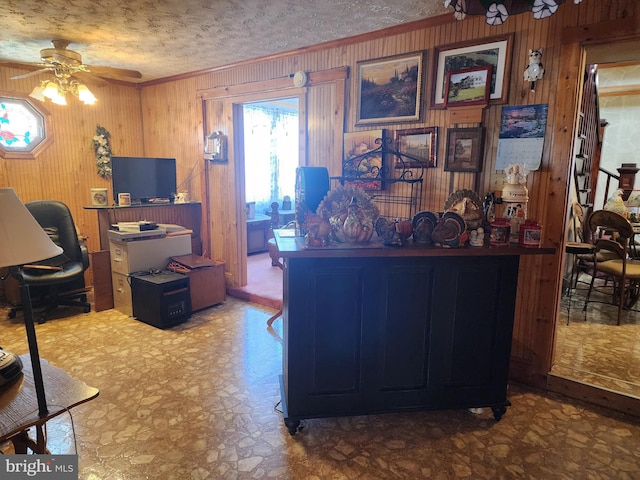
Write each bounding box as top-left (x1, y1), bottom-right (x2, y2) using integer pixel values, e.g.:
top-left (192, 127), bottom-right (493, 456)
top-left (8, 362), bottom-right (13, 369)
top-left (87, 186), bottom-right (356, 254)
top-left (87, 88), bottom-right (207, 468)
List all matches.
top-left (80, 242), bottom-right (90, 270)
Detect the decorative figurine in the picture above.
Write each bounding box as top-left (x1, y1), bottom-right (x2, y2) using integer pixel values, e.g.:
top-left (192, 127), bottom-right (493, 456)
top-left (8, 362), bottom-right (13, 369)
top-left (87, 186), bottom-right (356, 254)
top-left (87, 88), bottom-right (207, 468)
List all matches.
top-left (502, 163), bottom-right (529, 243)
top-left (604, 189), bottom-right (628, 218)
top-left (524, 49), bottom-right (544, 91)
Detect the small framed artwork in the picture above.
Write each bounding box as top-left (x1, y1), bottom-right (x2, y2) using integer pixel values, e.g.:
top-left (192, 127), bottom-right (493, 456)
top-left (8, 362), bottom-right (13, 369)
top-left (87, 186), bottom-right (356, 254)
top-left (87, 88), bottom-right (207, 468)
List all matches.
top-left (356, 51), bottom-right (426, 125)
top-left (394, 127), bottom-right (438, 168)
top-left (343, 129), bottom-right (386, 190)
top-left (444, 65), bottom-right (492, 108)
top-left (444, 127), bottom-right (485, 172)
top-left (433, 33), bottom-right (513, 106)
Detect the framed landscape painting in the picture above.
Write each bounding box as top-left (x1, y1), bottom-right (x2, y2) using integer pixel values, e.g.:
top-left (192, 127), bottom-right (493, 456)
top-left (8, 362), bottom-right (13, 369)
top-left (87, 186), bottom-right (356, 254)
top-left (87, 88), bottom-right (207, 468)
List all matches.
top-left (394, 127), bottom-right (438, 168)
top-left (356, 52), bottom-right (425, 125)
top-left (444, 65), bottom-right (492, 108)
top-left (444, 127), bottom-right (485, 172)
top-left (433, 33), bottom-right (513, 106)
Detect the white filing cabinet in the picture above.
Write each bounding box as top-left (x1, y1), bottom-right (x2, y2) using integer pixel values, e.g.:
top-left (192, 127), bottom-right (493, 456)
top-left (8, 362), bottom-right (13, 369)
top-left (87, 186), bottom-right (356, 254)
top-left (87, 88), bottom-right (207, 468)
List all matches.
top-left (109, 232), bottom-right (192, 316)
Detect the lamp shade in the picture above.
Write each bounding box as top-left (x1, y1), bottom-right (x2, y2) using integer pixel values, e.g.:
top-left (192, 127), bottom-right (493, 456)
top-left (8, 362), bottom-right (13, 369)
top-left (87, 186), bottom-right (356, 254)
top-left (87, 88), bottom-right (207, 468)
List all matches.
top-left (0, 188), bottom-right (63, 268)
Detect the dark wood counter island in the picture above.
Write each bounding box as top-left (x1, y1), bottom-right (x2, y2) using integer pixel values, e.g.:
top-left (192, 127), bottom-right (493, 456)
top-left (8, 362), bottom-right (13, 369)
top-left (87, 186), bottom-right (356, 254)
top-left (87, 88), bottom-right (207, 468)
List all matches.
top-left (275, 231), bottom-right (555, 434)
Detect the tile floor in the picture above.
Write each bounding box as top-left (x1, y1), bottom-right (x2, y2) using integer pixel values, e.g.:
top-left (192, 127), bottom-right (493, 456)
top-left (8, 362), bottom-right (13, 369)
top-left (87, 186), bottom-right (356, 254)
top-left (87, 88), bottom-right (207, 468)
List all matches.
top-left (1, 289), bottom-right (640, 479)
top-left (554, 276), bottom-right (640, 398)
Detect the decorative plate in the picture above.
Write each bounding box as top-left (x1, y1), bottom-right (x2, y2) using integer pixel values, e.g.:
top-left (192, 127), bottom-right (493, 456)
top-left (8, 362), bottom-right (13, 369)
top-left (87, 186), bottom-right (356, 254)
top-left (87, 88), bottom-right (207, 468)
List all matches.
top-left (443, 189), bottom-right (484, 231)
top-left (412, 211), bottom-right (438, 244)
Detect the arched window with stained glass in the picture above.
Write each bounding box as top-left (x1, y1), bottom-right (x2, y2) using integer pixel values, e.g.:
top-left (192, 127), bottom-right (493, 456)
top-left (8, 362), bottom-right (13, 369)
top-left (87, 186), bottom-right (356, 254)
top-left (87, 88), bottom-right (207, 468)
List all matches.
top-left (0, 95), bottom-right (51, 159)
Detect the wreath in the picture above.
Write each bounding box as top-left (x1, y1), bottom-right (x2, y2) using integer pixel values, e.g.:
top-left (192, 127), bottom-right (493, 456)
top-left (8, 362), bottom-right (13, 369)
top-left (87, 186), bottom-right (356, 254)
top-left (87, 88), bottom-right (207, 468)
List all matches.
top-left (93, 125), bottom-right (112, 178)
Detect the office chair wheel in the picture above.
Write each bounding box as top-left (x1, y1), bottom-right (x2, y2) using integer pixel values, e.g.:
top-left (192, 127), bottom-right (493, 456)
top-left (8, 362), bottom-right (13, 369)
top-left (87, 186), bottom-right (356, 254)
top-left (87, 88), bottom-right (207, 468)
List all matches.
top-left (83, 305), bottom-right (91, 313)
top-left (8, 310), bottom-right (16, 319)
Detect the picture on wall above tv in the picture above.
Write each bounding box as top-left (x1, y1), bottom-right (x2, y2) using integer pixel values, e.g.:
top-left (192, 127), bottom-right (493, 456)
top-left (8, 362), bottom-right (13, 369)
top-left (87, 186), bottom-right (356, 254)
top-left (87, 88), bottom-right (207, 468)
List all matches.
top-left (111, 156), bottom-right (177, 205)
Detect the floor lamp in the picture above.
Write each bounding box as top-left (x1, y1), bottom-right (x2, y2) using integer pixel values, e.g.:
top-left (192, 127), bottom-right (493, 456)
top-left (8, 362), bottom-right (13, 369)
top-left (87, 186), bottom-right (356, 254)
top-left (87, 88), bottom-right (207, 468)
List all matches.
top-left (0, 188), bottom-right (64, 417)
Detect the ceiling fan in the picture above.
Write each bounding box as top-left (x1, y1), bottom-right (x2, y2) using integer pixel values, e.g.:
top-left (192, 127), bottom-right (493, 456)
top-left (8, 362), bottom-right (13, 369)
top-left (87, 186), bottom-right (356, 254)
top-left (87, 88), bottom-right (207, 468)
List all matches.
top-left (2, 39), bottom-right (142, 85)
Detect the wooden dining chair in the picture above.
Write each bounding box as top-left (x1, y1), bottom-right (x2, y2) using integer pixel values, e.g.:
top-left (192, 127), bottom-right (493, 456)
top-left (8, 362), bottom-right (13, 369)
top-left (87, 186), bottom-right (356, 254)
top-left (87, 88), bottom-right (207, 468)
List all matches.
top-left (583, 210), bottom-right (640, 325)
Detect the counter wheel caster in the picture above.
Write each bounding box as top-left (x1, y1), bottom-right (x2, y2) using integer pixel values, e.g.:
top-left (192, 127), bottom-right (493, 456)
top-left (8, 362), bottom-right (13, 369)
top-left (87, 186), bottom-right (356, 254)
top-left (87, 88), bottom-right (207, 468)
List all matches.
top-left (491, 405), bottom-right (507, 421)
top-left (284, 418), bottom-right (302, 435)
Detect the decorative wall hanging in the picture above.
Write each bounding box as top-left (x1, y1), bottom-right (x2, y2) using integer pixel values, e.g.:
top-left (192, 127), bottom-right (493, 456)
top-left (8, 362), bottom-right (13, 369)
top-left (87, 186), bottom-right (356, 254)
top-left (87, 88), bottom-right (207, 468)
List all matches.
top-left (523, 49), bottom-right (545, 91)
top-left (394, 127), bottom-right (438, 168)
top-left (444, 65), bottom-right (492, 108)
top-left (445, 0), bottom-right (584, 26)
top-left (93, 125), bottom-right (112, 178)
top-left (444, 127), bottom-right (485, 173)
top-left (356, 51), bottom-right (425, 125)
top-left (496, 104), bottom-right (548, 171)
top-left (343, 130), bottom-right (386, 191)
top-left (433, 34), bottom-right (513, 106)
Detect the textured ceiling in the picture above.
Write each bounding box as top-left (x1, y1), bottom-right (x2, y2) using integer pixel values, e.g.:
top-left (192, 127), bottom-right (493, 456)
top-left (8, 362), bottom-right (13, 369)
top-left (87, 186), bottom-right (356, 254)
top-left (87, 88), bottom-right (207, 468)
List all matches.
top-left (1, 0), bottom-right (450, 83)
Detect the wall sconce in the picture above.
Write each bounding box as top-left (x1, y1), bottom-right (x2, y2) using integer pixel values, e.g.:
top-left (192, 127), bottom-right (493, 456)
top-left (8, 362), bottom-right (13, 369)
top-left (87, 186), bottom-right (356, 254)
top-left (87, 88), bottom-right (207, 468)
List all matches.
top-left (523, 49), bottom-right (544, 92)
top-left (205, 130), bottom-right (228, 163)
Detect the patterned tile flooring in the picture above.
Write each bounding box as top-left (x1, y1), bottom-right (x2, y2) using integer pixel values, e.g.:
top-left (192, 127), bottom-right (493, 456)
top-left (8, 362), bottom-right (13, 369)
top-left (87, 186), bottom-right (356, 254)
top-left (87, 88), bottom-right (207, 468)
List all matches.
top-left (554, 278), bottom-right (640, 398)
top-left (1, 293), bottom-right (640, 479)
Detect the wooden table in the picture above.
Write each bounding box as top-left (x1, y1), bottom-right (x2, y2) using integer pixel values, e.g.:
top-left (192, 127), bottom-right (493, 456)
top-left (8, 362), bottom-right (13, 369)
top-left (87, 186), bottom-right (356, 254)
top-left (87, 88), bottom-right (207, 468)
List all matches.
top-left (0, 355), bottom-right (99, 453)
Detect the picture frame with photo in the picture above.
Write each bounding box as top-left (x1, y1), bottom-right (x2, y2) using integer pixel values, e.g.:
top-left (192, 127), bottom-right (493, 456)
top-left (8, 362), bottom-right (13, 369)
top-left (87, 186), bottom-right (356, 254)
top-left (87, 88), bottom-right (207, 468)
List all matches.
top-left (433, 33), bottom-right (513, 106)
top-left (444, 127), bottom-right (485, 172)
top-left (444, 65), bottom-right (492, 108)
top-left (343, 129), bottom-right (386, 191)
top-left (394, 127), bottom-right (438, 168)
top-left (356, 51), bottom-right (425, 125)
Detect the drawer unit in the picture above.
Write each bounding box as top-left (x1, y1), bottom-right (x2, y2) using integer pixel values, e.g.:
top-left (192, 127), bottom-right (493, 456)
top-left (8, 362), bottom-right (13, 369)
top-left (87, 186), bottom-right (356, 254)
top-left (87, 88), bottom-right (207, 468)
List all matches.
top-left (112, 272), bottom-right (133, 316)
top-left (110, 235), bottom-right (191, 275)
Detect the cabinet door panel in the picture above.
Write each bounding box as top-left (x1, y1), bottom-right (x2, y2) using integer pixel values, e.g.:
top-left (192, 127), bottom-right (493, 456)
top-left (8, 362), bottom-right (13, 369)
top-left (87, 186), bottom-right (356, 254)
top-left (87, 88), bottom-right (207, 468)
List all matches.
top-left (285, 258), bottom-right (378, 417)
top-left (429, 256), bottom-right (519, 407)
top-left (379, 262), bottom-right (433, 391)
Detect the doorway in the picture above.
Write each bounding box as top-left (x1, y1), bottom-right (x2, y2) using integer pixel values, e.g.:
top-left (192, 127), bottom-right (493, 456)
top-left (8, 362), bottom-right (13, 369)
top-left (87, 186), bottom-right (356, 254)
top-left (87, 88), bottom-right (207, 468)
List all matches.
top-left (551, 39), bottom-right (640, 401)
top-left (241, 98), bottom-right (300, 296)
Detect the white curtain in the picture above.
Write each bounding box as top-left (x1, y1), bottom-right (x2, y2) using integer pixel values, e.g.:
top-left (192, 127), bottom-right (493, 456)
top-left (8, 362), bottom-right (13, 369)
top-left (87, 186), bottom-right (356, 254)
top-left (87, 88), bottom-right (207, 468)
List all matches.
top-left (243, 103), bottom-right (298, 215)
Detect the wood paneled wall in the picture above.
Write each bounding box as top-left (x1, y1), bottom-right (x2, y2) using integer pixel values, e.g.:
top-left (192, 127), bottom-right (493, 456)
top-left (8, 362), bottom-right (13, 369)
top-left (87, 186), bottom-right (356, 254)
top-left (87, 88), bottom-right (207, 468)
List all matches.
top-left (0, 68), bottom-right (143, 258)
top-left (1, 0), bottom-right (638, 393)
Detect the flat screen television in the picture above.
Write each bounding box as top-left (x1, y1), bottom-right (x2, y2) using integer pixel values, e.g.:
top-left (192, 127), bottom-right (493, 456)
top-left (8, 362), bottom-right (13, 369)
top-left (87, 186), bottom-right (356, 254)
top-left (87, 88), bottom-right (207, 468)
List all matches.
top-left (111, 156), bottom-right (177, 205)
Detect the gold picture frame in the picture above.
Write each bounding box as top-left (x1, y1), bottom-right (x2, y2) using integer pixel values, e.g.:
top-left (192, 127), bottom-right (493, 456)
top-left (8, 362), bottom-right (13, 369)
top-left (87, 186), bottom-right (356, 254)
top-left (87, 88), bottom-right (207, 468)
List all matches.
top-left (356, 51), bottom-right (426, 125)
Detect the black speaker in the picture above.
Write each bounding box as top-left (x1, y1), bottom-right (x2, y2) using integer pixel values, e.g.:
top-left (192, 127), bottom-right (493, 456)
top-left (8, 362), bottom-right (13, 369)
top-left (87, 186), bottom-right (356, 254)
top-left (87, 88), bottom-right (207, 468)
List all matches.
top-left (295, 166), bottom-right (330, 214)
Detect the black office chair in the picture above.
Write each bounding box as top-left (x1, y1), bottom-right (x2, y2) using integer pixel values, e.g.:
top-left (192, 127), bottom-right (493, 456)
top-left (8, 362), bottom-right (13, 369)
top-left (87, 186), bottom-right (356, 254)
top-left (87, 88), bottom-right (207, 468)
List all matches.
top-left (8, 200), bottom-right (91, 323)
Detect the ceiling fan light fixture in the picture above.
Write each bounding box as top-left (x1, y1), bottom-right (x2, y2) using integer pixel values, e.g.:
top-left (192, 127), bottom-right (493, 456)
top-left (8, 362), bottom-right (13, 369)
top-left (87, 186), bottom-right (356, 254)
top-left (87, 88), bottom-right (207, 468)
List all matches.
top-left (42, 81), bottom-right (61, 100)
top-left (77, 84), bottom-right (97, 105)
top-left (29, 83), bottom-right (46, 102)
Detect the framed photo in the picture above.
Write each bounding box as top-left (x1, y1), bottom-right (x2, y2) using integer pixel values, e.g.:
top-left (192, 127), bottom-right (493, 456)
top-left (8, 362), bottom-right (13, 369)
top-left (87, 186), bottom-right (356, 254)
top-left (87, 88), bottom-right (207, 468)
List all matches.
top-left (444, 127), bottom-right (485, 173)
top-left (343, 129), bottom-right (386, 190)
top-left (444, 65), bottom-right (492, 108)
top-left (433, 33), bottom-right (513, 106)
top-left (394, 127), bottom-right (438, 168)
top-left (356, 51), bottom-right (425, 125)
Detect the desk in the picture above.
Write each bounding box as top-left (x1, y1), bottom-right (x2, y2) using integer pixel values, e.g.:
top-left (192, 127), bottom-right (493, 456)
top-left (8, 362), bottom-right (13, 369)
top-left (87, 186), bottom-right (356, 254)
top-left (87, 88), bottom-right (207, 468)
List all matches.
top-left (0, 355), bottom-right (99, 453)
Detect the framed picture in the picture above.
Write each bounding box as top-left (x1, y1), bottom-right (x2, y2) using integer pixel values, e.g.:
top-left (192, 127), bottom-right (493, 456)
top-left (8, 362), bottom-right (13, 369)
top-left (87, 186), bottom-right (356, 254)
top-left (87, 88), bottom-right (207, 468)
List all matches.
top-left (394, 127), bottom-right (438, 168)
top-left (433, 33), bottom-right (513, 106)
top-left (444, 127), bottom-right (485, 173)
top-left (444, 65), bottom-right (492, 108)
top-left (356, 51), bottom-right (425, 125)
top-left (343, 129), bottom-right (386, 190)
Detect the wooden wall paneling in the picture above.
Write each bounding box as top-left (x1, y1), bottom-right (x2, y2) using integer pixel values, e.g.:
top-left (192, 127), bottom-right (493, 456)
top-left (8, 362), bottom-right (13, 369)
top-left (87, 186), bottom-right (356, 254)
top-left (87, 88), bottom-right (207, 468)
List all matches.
top-left (0, 67), bottom-right (143, 259)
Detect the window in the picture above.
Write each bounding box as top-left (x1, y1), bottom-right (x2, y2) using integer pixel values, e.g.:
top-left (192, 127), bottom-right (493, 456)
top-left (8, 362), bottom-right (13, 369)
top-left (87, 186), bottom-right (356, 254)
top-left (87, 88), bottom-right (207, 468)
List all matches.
top-left (243, 100), bottom-right (299, 215)
top-left (0, 95), bottom-right (51, 159)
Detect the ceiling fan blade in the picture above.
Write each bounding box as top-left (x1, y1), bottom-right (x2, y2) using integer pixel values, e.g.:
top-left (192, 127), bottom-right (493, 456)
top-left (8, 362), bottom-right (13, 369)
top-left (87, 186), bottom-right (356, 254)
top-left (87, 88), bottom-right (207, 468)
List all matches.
top-left (10, 68), bottom-right (52, 80)
top-left (85, 65), bottom-right (142, 80)
top-left (72, 71), bottom-right (109, 87)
